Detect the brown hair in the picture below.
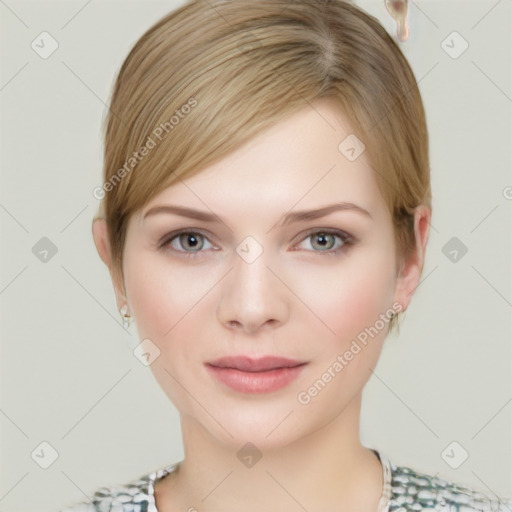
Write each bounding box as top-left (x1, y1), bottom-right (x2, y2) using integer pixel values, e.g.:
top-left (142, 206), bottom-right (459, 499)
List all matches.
top-left (95, 0), bottom-right (431, 334)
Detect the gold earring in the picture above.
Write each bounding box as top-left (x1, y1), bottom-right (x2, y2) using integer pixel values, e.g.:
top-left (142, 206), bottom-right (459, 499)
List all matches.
top-left (120, 304), bottom-right (132, 329)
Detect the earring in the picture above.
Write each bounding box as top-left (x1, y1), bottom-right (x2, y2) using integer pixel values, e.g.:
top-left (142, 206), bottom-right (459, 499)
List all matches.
top-left (120, 304), bottom-right (132, 329)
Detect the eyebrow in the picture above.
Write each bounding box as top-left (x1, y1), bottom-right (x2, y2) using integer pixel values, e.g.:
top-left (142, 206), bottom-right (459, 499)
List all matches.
top-left (142, 202), bottom-right (372, 225)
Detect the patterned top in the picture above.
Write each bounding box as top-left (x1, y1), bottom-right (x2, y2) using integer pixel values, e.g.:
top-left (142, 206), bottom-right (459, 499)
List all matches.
top-left (60, 449), bottom-right (512, 512)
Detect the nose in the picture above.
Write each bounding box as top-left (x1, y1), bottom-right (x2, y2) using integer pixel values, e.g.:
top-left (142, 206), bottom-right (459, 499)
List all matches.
top-left (216, 245), bottom-right (289, 335)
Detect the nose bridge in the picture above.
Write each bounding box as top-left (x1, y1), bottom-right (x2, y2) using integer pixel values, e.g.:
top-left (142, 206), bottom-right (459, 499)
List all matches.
top-left (234, 240), bottom-right (270, 296)
top-left (217, 236), bottom-right (288, 332)
top-left (232, 236), bottom-right (275, 302)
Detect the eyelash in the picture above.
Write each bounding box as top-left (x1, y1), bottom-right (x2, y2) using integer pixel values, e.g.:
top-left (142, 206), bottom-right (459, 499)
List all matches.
top-left (158, 229), bottom-right (356, 259)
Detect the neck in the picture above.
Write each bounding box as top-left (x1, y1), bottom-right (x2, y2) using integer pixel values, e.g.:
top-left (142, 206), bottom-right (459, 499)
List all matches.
top-left (155, 394), bottom-right (384, 512)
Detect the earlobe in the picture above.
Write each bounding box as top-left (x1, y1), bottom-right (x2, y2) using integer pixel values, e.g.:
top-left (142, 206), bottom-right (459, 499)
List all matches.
top-left (393, 205), bottom-right (431, 312)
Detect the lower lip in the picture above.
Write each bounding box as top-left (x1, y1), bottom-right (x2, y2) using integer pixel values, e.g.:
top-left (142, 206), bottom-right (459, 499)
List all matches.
top-left (205, 364), bottom-right (307, 393)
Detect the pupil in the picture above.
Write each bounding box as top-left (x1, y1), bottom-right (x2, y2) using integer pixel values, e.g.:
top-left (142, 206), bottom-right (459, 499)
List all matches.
top-left (315, 233), bottom-right (332, 250)
top-left (182, 234), bottom-right (201, 250)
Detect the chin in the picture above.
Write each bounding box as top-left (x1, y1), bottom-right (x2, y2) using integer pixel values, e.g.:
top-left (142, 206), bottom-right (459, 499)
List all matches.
top-left (211, 419), bottom-right (305, 454)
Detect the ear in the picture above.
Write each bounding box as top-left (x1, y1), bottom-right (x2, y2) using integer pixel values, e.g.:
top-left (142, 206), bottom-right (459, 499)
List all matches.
top-left (92, 218), bottom-right (128, 312)
top-left (393, 205), bottom-right (431, 312)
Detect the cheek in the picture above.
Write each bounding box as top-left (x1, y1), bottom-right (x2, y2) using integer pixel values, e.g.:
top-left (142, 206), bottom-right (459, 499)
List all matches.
top-left (290, 256), bottom-right (395, 411)
top-left (125, 267), bottom-right (172, 340)
top-left (124, 251), bottom-right (213, 341)
top-left (288, 250), bottom-right (396, 344)
top-left (123, 253), bottom-right (213, 406)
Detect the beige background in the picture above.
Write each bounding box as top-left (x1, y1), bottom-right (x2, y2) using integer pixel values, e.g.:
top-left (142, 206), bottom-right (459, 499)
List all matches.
top-left (0, 1), bottom-right (511, 510)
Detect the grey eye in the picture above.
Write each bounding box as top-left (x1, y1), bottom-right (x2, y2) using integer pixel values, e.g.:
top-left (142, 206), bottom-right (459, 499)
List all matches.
top-left (310, 233), bottom-right (337, 251)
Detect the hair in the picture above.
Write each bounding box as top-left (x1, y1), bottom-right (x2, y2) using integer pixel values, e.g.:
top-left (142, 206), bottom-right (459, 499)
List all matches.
top-left (94, 0), bottom-right (431, 335)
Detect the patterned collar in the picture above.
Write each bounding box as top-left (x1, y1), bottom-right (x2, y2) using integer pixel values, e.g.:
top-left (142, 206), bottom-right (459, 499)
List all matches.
top-left (143, 448), bottom-right (393, 512)
top-left (75, 448), bottom-right (511, 512)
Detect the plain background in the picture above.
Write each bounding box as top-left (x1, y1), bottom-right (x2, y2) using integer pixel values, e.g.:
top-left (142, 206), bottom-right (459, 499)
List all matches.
top-left (0, 1), bottom-right (511, 510)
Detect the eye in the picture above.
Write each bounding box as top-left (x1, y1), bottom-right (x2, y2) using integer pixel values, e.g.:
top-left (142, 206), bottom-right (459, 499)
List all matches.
top-left (295, 230), bottom-right (353, 255)
top-left (159, 228), bottom-right (355, 258)
top-left (159, 231), bottom-right (215, 256)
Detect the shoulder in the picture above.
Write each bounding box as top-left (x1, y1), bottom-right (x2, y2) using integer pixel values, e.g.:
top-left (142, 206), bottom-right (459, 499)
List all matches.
top-left (59, 465), bottom-right (177, 512)
top-left (387, 458), bottom-right (512, 512)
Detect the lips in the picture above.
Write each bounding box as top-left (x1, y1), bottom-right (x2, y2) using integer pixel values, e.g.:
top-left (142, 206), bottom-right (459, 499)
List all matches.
top-left (205, 355), bottom-right (308, 393)
top-left (206, 355), bottom-right (306, 372)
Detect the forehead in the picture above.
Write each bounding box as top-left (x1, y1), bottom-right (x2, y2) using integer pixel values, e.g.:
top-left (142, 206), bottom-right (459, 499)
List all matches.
top-left (138, 98), bottom-right (385, 222)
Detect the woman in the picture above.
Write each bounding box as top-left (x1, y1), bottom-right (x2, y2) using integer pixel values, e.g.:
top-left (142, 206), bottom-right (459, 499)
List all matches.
top-left (62, 0), bottom-right (511, 510)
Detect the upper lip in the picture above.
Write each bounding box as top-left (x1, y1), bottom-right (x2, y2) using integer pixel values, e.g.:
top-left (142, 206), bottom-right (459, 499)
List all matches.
top-left (206, 356), bottom-right (307, 372)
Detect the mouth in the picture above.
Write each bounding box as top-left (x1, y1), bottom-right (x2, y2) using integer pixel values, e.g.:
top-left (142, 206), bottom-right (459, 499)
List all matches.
top-left (205, 356), bottom-right (308, 393)
top-left (206, 355), bottom-right (307, 372)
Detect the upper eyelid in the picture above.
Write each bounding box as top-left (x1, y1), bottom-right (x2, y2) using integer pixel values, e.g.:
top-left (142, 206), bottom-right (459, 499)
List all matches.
top-left (160, 229), bottom-right (218, 250)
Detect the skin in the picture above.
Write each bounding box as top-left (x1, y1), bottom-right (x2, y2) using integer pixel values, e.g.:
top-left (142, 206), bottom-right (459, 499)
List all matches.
top-left (93, 97), bottom-right (430, 512)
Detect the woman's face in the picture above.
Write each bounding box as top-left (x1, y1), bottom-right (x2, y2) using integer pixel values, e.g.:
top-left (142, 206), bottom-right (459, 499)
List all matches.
top-left (121, 97), bottom-right (412, 449)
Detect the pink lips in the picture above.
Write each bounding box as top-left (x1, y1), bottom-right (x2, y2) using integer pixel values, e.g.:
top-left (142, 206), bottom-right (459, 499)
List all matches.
top-left (208, 355), bottom-right (306, 372)
top-left (205, 356), bottom-right (307, 393)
